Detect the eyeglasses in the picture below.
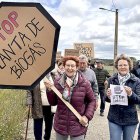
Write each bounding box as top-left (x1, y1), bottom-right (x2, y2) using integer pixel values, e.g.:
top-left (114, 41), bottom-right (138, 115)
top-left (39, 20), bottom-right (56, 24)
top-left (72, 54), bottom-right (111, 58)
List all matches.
top-left (118, 64), bottom-right (129, 67)
top-left (65, 64), bottom-right (76, 68)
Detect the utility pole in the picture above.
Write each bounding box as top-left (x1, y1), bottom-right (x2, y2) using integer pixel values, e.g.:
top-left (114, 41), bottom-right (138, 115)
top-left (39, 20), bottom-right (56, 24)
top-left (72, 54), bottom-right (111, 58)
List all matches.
top-left (113, 9), bottom-right (118, 73)
top-left (114, 9), bottom-right (118, 61)
top-left (99, 8), bottom-right (119, 73)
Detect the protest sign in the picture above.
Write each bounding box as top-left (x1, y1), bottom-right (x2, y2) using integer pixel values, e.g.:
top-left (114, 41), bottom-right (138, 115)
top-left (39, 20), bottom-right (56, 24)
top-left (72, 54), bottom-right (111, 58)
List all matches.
top-left (0, 2), bottom-right (60, 89)
top-left (65, 49), bottom-right (79, 57)
top-left (110, 84), bottom-right (128, 106)
top-left (74, 43), bottom-right (94, 58)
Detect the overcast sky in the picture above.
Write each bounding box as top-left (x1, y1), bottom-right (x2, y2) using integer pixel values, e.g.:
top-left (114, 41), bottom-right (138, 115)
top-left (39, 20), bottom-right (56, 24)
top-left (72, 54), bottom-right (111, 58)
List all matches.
top-left (1, 0), bottom-right (140, 60)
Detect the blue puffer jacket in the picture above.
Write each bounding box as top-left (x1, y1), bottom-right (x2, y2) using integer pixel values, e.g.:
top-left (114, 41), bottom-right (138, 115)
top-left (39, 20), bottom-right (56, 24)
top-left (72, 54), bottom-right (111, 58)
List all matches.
top-left (107, 73), bottom-right (140, 125)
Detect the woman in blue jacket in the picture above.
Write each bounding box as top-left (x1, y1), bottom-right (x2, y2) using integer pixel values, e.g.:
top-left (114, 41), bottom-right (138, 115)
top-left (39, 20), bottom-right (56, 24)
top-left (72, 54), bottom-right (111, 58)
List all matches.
top-left (106, 54), bottom-right (140, 140)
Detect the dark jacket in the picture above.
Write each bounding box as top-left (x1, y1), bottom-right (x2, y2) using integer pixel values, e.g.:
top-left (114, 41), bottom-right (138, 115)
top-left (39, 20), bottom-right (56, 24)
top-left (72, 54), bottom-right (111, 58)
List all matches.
top-left (47, 72), bottom-right (96, 137)
top-left (106, 73), bottom-right (140, 125)
top-left (131, 66), bottom-right (140, 79)
top-left (26, 84), bottom-right (44, 119)
top-left (93, 68), bottom-right (110, 88)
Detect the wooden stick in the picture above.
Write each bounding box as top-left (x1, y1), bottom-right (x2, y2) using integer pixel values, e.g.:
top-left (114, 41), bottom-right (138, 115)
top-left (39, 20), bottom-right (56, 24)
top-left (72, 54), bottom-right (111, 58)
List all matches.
top-left (24, 106), bottom-right (31, 140)
top-left (45, 79), bottom-right (82, 121)
top-left (51, 85), bottom-right (82, 120)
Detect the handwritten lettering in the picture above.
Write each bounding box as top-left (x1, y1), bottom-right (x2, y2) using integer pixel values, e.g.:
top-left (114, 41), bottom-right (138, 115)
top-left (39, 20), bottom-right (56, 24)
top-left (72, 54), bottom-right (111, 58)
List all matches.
top-left (8, 11), bottom-right (19, 28)
top-left (113, 95), bottom-right (125, 103)
top-left (0, 13), bottom-right (47, 80)
top-left (75, 44), bottom-right (92, 57)
top-left (0, 32), bottom-right (31, 69)
top-left (0, 11), bottom-right (19, 41)
top-left (25, 17), bottom-right (44, 37)
top-left (10, 42), bottom-right (46, 79)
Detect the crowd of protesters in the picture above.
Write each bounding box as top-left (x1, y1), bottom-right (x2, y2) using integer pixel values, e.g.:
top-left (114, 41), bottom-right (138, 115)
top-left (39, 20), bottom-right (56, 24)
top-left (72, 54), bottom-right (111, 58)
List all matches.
top-left (26, 54), bottom-right (140, 140)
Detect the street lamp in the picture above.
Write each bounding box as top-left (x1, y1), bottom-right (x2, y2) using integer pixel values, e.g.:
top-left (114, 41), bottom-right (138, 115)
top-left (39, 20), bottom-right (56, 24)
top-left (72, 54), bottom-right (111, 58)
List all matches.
top-left (99, 8), bottom-right (118, 73)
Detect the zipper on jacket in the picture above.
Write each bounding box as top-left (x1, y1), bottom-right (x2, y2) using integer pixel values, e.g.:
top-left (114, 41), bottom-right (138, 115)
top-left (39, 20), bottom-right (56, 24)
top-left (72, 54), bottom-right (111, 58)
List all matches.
top-left (67, 108), bottom-right (70, 134)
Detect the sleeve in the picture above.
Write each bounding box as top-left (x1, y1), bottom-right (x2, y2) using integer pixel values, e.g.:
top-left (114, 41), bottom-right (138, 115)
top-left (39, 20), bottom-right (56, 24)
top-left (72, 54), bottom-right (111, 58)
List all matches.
top-left (84, 80), bottom-right (96, 121)
top-left (26, 90), bottom-right (33, 105)
top-left (106, 70), bottom-right (111, 78)
top-left (105, 78), bottom-right (111, 103)
top-left (45, 73), bottom-right (54, 84)
top-left (91, 71), bottom-right (99, 100)
top-left (128, 80), bottom-right (140, 104)
top-left (46, 79), bottom-right (58, 106)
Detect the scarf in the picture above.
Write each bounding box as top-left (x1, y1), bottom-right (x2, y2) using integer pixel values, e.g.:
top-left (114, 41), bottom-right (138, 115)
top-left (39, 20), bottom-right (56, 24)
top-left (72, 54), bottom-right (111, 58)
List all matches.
top-left (118, 73), bottom-right (130, 85)
top-left (62, 72), bottom-right (78, 102)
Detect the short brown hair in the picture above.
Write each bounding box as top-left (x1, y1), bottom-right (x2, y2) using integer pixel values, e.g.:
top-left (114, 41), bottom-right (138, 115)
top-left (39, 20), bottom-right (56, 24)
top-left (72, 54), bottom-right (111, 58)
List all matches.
top-left (57, 61), bottom-right (63, 67)
top-left (62, 56), bottom-right (79, 67)
top-left (114, 54), bottom-right (133, 70)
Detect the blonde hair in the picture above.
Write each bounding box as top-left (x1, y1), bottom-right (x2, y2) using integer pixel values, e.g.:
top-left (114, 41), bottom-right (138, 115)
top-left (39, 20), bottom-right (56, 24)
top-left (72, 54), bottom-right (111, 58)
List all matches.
top-left (114, 54), bottom-right (133, 70)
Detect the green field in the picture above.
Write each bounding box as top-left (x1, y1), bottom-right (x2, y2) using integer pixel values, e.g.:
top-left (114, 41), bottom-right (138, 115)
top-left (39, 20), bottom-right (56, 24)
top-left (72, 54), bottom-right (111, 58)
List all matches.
top-left (104, 65), bottom-right (114, 76)
top-left (0, 89), bottom-right (27, 140)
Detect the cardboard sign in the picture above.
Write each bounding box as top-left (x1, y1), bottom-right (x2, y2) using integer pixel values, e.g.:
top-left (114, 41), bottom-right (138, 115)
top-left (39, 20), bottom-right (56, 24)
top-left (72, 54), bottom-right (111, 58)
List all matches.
top-left (65, 49), bottom-right (79, 57)
top-left (0, 2), bottom-right (60, 89)
top-left (56, 51), bottom-right (62, 59)
top-left (74, 43), bottom-right (94, 58)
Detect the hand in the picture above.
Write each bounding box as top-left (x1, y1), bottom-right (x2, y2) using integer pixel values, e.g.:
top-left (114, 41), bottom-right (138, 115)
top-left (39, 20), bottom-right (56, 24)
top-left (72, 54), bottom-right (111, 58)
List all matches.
top-left (104, 80), bottom-right (108, 86)
top-left (106, 88), bottom-right (111, 99)
top-left (27, 104), bottom-right (32, 108)
top-left (124, 86), bottom-right (132, 96)
top-left (95, 101), bottom-right (98, 110)
top-left (44, 81), bottom-right (53, 91)
top-left (104, 80), bottom-right (108, 90)
top-left (79, 115), bottom-right (88, 127)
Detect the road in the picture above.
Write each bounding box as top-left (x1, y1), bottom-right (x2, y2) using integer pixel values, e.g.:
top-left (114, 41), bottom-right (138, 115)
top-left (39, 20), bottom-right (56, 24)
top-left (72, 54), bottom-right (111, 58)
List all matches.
top-left (24, 102), bottom-right (139, 140)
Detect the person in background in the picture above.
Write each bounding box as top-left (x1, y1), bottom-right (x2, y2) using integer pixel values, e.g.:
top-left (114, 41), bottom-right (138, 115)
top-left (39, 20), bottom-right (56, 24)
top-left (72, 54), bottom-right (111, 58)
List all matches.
top-left (45, 56), bottom-right (96, 140)
top-left (26, 74), bottom-right (55, 140)
top-left (93, 59), bottom-right (111, 116)
top-left (131, 60), bottom-right (140, 79)
top-left (131, 60), bottom-right (140, 140)
top-left (55, 60), bottom-right (65, 79)
top-left (51, 59), bottom-right (65, 80)
top-left (106, 54), bottom-right (140, 140)
top-left (78, 54), bottom-right (99, 110)
top-left (138, 124), bottom-right (140, 140)
top-left (88, 59), bottom-right (96, 70)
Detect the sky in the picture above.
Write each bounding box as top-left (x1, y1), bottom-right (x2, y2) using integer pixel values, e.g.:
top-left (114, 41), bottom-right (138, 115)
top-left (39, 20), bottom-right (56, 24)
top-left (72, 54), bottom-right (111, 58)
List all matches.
top-left (1, 0), bottom-right (140, 60)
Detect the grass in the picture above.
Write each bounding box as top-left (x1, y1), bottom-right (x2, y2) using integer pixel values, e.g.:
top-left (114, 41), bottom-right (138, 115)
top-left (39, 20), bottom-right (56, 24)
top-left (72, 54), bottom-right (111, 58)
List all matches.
top-left (0, 89), bottom-right (27, 140)
top-left (104, 65), bottom-right (113, 75)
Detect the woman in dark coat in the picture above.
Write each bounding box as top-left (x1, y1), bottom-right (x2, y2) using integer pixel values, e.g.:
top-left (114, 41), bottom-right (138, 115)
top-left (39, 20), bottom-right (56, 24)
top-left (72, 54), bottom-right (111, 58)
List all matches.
top-left (106, 54), bottom-right (140, 140)
top-left (45, 56), bottom-right (96, 140)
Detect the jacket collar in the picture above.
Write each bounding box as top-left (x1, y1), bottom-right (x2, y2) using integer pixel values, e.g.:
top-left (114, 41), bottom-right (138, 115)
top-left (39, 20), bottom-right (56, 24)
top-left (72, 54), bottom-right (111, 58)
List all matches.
top-left (58, 71), bottom-right (85, 88)
top-left (112, 73), bottom-right (137, 82)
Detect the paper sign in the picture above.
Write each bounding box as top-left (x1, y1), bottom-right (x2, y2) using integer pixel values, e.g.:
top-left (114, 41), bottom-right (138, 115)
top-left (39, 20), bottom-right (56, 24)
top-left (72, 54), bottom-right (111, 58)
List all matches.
top-left (110, 84), bottom-right (128, 106)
